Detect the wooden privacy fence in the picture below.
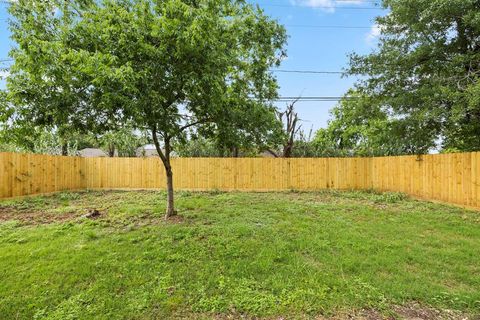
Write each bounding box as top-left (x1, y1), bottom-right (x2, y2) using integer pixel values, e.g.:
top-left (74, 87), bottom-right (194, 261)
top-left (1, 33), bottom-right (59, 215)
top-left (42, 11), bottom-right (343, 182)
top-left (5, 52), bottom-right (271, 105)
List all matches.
top-left (1, 152), bottom-right (479, 209)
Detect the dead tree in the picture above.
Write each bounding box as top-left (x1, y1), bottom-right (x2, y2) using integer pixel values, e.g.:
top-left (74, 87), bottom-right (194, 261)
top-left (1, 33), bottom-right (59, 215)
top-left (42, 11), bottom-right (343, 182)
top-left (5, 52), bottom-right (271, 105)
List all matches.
top-left (268, 99), bottom-right (302, 158)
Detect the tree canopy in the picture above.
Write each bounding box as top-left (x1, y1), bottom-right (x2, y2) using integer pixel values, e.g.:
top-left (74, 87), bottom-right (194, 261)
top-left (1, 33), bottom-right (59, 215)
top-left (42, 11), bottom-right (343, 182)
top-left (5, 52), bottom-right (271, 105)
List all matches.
top-left (326, 0), bottom-right (480, 155)
top-left (314, 90), bottom-right (438, 156)
top-left (6, 0), bottom-right (287, 217)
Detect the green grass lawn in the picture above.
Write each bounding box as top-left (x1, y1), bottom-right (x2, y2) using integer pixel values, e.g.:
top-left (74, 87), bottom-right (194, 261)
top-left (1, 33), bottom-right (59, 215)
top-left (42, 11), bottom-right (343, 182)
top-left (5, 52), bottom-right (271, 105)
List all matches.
top-left (1, 190), bottom-right (479, 319)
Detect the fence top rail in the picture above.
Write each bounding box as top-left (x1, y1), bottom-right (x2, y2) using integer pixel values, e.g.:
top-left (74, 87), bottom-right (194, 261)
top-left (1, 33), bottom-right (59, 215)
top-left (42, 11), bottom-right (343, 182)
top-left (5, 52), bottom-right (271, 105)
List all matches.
top-left (0, 151), bottom-right (479, 160)
top-left (0, 152), bottom-right (84, 159)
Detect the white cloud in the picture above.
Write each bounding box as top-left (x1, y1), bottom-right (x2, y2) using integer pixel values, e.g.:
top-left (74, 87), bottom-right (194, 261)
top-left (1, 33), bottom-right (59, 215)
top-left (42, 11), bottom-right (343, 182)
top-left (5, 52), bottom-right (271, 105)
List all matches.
top-left (290, 0), bottom-right (366, 13)
top-left (366, 23), bottom-right (381, 44)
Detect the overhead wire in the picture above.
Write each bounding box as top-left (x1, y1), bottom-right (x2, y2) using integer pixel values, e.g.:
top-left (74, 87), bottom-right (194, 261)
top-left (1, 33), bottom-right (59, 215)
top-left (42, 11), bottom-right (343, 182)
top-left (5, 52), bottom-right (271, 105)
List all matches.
top-left (285, 24), bottom-right (371, 29)
top-left (0, 0), bottom-right (372, 100)
top-left (275, 96), bottom-right (352, 101)
top-left (257, 4), bottom-right (383, 10)
top-left (0, 61), bottom-right (347, 75)
top-left (272, 69), bottom-right (344, 74)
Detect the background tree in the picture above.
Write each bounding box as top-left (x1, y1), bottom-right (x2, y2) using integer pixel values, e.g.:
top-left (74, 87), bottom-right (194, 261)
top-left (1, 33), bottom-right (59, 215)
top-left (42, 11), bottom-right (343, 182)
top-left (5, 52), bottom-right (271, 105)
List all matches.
top-left (7, 0), bottom-right (287, 218)
top-left (5, 0), bottom-right (122, 155)
top-left (289, 128), bottom-right (321, 158)
top-left (175, 136), bottom-right (224, 157)
top-left (345, 0), bottom-right (480, 154)
top-left (98, 127), bottom-right (149, 158)
top-left (198, 98), bottom-right (284, 157)
top-left (0, 125), bottom-right (95, 155)
top-left (313, 90), bottom-right (437, 156)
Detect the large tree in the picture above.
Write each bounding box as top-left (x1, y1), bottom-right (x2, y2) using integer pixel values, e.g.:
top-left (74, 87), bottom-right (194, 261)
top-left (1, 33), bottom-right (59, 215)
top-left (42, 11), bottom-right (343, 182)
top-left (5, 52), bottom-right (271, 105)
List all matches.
top-left (6, 0), bottom-right (286, 218)
top-left (314, 90), bottom-right (438, 156)
top-left (6, 0), bottom-right (120, 155)
top-left (345, 0), bottom-right (480, 154)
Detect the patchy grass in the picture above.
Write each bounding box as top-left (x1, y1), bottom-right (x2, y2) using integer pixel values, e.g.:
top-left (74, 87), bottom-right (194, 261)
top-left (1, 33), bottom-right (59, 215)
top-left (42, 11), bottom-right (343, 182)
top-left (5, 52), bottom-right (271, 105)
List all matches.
top-left (0, 190), bottom-right (479, 319)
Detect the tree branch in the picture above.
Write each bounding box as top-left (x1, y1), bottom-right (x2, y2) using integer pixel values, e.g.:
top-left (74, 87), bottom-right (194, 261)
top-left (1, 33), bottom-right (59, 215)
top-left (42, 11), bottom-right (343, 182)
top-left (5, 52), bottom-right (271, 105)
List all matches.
top-left (266, 149), bottom-right (279, 158)
top-left (179, 121), bottom-right (201, 132)
top-left (151, 124), bottom-right (169, 167)
top-left (179, 118), bottom-right (212, 132)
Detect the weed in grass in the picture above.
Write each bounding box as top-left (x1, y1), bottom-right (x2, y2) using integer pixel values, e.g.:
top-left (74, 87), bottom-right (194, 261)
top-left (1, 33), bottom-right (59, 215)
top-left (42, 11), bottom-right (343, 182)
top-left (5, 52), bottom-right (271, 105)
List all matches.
top-left (83, 230), bottom-right (100, 241)
top-left (177, 190), bottom-right (193, 198)
top-left (58, 192), bottom-right (81, 201)
top-left (205, 188), bottom-right (224, 195)
top-left (374, 192), bottom-right (407, 203)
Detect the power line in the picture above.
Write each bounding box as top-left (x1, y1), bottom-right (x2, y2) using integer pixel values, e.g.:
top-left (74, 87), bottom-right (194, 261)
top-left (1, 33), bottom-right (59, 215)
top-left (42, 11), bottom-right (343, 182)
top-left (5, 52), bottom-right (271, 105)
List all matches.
top-left (285, 24), bottom-right (371, 29)
top-left (0, 18), bottom-right (373, 29)
top-left (0, 64), bottom-right (347, 76)
top-left (279, 96), bottom-right (347, 99)
top-left (268, 0), bottom-right (382, 2)
top-left (275, 96), bottom-right (353, 101)
top-left (0, 0), bottom-right (385, 10)
top-left (275, 100), bottom-right (341, 102)
top-left (272, 69), bottom-right (344, 74)
top-left (0, 0), bottom-right (384, 6)
top-left (259, 4), bottom-right (384, 10)
top-left (275, 100), bottom-right (342, 102)
top-left (324, 0), bottom-right (380, 2)
top-left (255, 0), bottom-right (383, 6)
top-left (317, 0), bottom-right (380, 2)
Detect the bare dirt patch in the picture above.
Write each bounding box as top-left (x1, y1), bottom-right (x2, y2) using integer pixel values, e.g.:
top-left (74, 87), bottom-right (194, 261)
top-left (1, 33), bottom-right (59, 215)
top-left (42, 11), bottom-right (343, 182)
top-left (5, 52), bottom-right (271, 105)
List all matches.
top-left (204, 304), bottom-right (477, 320)
top-left (82, 209), bottom-right (102, 219)
top-left (0, 204), bottom-right (187, 228)
top-left (116, 213), bottom-right (188, 228)
top-left (325, 304), bottom-right (476, 320)
top-left (165, 214), bottom-right (186, 224)
top-left (0, 206), bottom-right (80, 225)
top-left (172, 305), bottom-right (478, 320)
top-left (392, 302), bottom-right (474, 320)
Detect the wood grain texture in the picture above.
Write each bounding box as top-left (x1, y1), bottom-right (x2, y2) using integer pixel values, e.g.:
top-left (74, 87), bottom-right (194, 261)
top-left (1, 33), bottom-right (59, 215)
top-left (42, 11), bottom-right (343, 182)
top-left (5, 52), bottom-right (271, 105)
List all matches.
top-left (0, 152), bottom-right (479, 209)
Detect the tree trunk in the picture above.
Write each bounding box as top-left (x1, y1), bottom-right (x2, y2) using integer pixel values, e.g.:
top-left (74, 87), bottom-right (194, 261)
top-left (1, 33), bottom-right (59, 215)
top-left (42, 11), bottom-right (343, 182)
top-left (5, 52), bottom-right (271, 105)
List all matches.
top-left (165, 165), bottom-right (175, 218)
top-left (283, 144), bottom-right (293, 158)
top-left (108, 143), bottom-right (115, 157)
top-left (277, 100), bottom-right (300, 158)
top-left (151, 126), bottom-right (176, 219)
top-left (61, 143), bottom-right (68, 156)
top-left (231, 146), bottom-right (239, 158)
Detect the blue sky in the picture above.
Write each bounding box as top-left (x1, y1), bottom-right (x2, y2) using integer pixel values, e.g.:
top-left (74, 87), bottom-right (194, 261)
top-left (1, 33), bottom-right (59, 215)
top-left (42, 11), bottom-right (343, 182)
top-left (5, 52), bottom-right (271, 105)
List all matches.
top-left (259, 0), bottom-right (384, 132)
top-left (0, 0), bottom-right (385, 132)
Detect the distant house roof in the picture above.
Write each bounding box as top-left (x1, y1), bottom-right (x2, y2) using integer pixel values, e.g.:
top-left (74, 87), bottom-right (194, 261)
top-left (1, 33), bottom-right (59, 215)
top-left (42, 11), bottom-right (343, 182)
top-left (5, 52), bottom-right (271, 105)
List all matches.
top-left (142, 144), bottom-right (157, 150)
top-left (136, 144), bottom-right (177, 158)
top-left (258, 151), bottom-right (277, 158)
top-left (78, 148), bottom-right (108, 158)
top-left (136, 144), bottom-right (160, 157)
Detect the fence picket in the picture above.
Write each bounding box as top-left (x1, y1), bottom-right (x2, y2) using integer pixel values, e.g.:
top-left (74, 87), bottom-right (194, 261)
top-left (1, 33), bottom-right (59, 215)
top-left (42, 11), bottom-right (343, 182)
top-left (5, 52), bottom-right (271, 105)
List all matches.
top-left (0, 152), bottom-right (479, 209)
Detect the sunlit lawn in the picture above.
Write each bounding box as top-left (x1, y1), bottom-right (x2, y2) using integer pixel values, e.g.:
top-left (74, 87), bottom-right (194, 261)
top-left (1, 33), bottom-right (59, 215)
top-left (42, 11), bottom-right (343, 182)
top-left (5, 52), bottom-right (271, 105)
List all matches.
top-left (1, 190), bottom-right (479, 319)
